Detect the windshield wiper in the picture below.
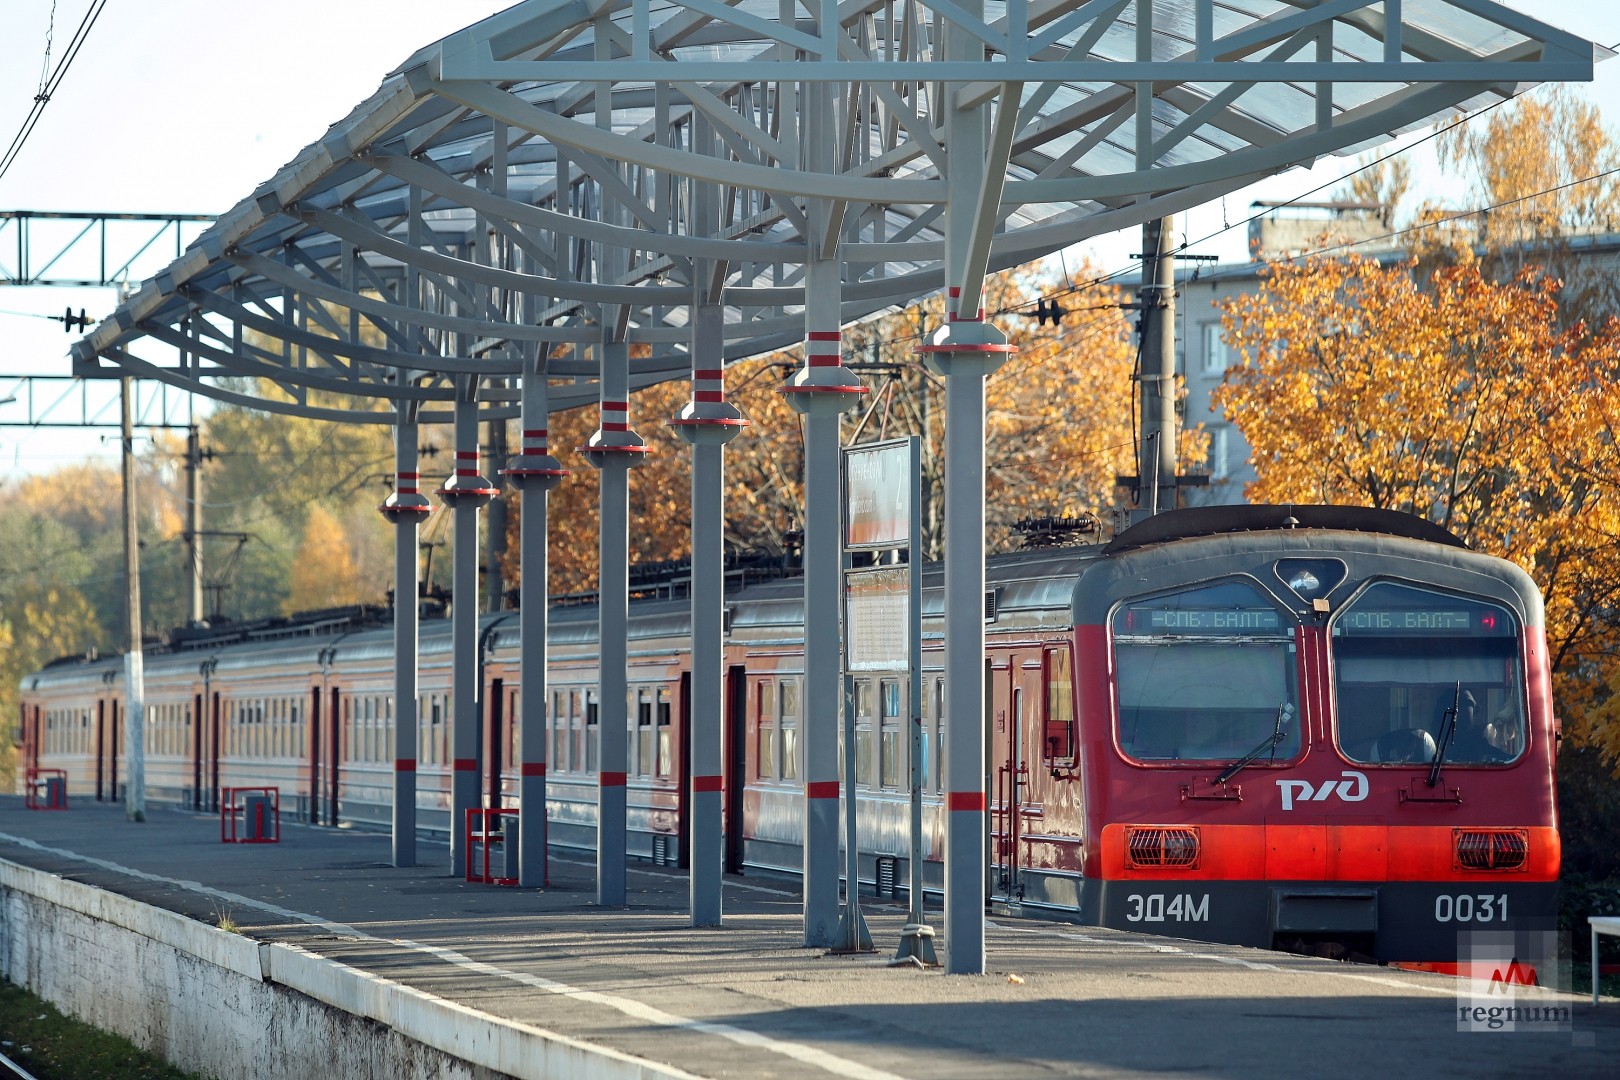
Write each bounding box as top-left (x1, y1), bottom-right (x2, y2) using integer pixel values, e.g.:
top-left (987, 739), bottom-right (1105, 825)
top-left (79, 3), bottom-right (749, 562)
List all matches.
top-left (1216, 703), bottom-right (1294, 786)
top-left (1427, 682), bottom-right (1461, 788)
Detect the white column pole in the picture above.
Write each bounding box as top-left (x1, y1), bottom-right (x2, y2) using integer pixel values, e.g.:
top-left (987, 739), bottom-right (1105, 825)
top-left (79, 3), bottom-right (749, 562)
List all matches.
top-left (439, 382), bottom-right (497, 877)
top-left (504, 359), bottom-right (567, 886)
top-left (781, 256), bottom-right (865, 946)
top-left (583, 333), bottom-right (646, 906)
top-left (381, 411), bottom-right (430, 867)
top-left (672, 303), bottom-right (746, 926)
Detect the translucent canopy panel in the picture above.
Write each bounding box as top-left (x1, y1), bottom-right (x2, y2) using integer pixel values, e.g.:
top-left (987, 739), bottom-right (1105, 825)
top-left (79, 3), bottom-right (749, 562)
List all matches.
top-left (74, 0), bottom-right (1604, 423)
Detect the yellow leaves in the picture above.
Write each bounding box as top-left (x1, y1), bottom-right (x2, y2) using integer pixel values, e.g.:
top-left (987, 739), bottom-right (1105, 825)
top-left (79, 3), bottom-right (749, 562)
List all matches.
top-left (285, 505), bottom-right (364, 614)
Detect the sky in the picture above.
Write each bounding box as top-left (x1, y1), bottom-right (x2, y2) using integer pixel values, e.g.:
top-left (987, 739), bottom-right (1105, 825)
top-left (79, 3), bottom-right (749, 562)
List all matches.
top-left (0, 1), bottom-right (1617, 476)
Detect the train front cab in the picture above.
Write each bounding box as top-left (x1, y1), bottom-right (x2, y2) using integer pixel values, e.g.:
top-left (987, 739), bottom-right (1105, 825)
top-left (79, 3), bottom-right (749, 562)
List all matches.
top-left (1071, 517), bottom-right (1558, 965)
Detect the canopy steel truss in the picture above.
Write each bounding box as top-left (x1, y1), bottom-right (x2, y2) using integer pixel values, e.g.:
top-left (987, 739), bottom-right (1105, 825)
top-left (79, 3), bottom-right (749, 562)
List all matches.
top-left (71, 0), bottom-right (1601, 418)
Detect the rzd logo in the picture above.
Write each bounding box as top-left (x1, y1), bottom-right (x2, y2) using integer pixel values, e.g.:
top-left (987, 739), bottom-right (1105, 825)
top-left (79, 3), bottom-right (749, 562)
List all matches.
top-left (1277, 771), bottom-right (1369, 811)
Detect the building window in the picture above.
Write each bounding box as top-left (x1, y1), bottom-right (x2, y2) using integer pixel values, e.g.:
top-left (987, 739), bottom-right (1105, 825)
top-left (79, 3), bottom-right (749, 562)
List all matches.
top-left (1201, 323), bottom-right (1229, 374)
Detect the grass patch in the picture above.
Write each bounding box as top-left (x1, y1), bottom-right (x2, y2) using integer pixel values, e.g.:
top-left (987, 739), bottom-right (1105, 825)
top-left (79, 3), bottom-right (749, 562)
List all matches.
top-left (1571, 961), bottom-right (1620, 1003)
top-left (0, 980), bottom-right (209, 1080)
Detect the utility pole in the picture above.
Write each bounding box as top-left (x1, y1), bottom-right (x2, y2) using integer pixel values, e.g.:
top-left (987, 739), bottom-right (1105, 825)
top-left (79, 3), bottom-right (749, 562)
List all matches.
top-left (120, 377), bottom-right (146, 822)
top-left (1136, 216), bottom-right (1177, 522)
top-left (185, 425), bottom-right (205, 626)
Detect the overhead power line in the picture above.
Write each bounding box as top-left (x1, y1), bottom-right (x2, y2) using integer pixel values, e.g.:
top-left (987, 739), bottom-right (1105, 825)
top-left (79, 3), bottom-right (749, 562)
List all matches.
top-left (0, 0), bottom-right (112, 183)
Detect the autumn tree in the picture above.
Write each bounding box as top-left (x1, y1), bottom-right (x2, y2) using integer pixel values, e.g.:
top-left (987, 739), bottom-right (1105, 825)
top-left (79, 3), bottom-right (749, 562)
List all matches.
top-left (286, 504), bottom-right (368, 613)
top-left (508, 260), bottom-right (1177, 595)
top-left (1214, 253), bottom-right (1620, 763)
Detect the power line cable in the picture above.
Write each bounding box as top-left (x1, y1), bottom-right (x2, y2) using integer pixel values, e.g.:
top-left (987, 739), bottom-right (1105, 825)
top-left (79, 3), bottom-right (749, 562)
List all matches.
top-left (0, 0), bottom-right (111, 183)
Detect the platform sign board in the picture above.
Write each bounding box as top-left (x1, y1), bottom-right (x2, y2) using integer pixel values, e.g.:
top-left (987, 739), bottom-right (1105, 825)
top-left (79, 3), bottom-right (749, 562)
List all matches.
top-left (845, 439), bottom-right (913, 550)
top-left (845, 566), bottom-right (908, 671)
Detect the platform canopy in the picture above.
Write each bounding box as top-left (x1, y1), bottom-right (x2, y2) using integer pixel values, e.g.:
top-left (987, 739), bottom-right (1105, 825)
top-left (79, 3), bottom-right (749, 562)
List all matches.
top-left (72, 0), bottom-right (1603, 423)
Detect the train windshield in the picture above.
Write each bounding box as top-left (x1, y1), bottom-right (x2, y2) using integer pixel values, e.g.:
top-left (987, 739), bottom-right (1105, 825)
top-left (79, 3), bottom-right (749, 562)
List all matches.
top-left (1332, 582), bottom-right (1525, 765)
top-left (1111, 580), bottom-right (1300, 764)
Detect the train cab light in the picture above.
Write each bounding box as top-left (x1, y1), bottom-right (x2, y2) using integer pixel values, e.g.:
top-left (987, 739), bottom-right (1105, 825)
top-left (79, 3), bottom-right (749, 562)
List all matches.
top-left (1479, 613), bottom-right (1497, 632)
top-left (1125, 826), bottom-right (1200, 869)
top-left (1287, 569), bottom-right (1321, 595)
top-left (1454, 829), bottom-right (1528, 872)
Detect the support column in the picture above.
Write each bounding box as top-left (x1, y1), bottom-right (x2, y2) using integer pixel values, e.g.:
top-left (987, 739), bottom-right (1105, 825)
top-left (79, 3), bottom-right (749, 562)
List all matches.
top-left (381, 411), bottom-right (431, 868)
top-left (438, 383), bottom-right (497, 877)
top-left (1136, 217), bottom-right (1178, 520)
top-left (120, 376), bottom-right (146, 823)
top-left (780, 257), bottom-right (865, 947)
top-left (671, 303), bottom-right (747, 927)
top-left (918, 295), bottom-right (1013, 975)
top-left (186, 425), bottom-right (204, 626)
top-left (582, 334), bottom-right (646, 907)
top-left (503, 360), bottom-right (568, 887)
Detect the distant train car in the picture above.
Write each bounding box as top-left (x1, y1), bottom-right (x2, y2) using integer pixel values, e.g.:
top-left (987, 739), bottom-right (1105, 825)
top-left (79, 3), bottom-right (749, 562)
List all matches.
top-left (20, 505), bottom-right (1557, 965)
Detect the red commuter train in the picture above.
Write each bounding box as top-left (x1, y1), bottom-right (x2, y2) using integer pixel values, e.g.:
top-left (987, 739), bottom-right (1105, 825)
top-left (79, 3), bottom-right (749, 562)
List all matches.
top-left (18, 505), bottom-right (1557, 964)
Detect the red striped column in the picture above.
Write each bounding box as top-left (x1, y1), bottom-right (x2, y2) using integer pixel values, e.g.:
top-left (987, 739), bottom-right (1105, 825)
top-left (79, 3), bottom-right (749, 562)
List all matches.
top-left (438, 386), bottom-right (496, 879)
top-left (385, 417), bottom-right (429, 868)
top-left (673, 305), bottom-right (746, 926)
top-left (917, 280), bottom-right (1015, 974)
top-left (780, 257), bottom-right (867, 947)
top-left (503, 367), bottom-right (569, 888)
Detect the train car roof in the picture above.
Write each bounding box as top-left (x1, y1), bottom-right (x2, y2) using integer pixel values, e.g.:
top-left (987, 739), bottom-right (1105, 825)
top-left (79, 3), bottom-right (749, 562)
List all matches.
top-left (1104, 504), bottom-right (1466, 555)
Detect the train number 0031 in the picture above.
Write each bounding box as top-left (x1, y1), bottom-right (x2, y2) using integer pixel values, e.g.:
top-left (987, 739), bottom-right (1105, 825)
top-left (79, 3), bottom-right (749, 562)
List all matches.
top-left (1434, 894), bottom-right (1508, 923)
top-left (1124, 893), bottom-right (1210, 923)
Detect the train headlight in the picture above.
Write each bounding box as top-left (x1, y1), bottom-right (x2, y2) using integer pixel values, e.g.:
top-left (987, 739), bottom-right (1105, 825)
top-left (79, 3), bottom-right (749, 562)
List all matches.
top-left (1275, 559), bottom-right (1347, 605)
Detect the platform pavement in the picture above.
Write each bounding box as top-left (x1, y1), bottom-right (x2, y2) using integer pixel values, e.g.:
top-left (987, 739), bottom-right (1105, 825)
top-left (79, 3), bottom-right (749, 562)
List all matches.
top-left (0, 796), bottom-right (1612, 1080)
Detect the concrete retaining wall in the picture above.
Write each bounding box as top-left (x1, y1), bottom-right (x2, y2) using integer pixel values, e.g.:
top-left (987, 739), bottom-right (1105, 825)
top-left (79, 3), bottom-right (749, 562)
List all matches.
top-left (0, 858), bottom-right (690, 1080)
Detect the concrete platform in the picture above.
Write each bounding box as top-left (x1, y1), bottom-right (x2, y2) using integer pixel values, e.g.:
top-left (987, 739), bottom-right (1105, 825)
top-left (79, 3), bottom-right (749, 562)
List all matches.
top-left (0, 796), bottom-right (1612, 1079)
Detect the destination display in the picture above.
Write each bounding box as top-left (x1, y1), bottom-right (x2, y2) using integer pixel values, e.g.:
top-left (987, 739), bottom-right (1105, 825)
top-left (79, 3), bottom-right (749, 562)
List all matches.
top-left (1334, 606), bottom-right (1513, 635)
top-left (1114, 606), bottom-right (1284, 635)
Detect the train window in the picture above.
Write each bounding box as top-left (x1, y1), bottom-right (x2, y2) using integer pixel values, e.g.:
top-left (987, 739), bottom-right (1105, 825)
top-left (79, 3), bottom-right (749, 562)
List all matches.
top-left (635, 689), bottom-right (653, 778)
top-left (757, 680), bottom-right (776, 780)
top-left (569, 690), bottom-right (582, 773)
top-left (1332, 583), bottom-right (1525, 766)
top-left (854, 680), bottom-right (874, 787)
top-left (586, 690), bottom-right (599, 773)
top-left (1044, 646), bottom-right (1075, 761)
top-left (551, 691), bottom-right (567, 772)
top-left (931, 676), bottom-right (945, 793)
top-left (779, 679), bottom-right (798, 782)
top-left (656, 687), bottom-right (673, 779)
top-left (506, 689), bottom-right (518, 772)
top-left (1112, 579), bottom-right (1301, 765)
top-left (879, 679), bottom-right (902, 788)
top-left (386, 697), bottom-right (395, 762)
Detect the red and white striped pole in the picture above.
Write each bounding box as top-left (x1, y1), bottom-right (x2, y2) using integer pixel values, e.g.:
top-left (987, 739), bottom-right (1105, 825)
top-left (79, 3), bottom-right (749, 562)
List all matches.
top-left (380, 412), bottom-right (432, 868)
top-left (581, 335), bottom-right (648, 906)
top-left (671, 303), bottom-right (747, 926)
top-left (780, 258), bottom-right (866, 946)
top-left (502, 363), bottom-right (568, 888)
top-left (438, 381), bottom-right (498, 879)
top-left (917, 286), bottom-right (1015, 974)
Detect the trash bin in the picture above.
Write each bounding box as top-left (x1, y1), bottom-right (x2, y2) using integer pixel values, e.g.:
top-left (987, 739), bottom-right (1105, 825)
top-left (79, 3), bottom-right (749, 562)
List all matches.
top-left (242, 792), bottom-right (277, 841)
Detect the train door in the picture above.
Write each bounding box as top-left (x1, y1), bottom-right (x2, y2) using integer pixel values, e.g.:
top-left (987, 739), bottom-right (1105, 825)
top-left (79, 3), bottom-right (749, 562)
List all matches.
top-left (208, 691), bottom-right (221, 812)
top-left (487, 678), bottom-right (505, 809)
top-left (992, 655), bottom-right (1040, 903)
top-left (94, 699), bottom-right (106, 801)
top-left (308, 686), bottom-right (322, 824)
top-left (191, 694), bottom-right (202, 810)
top-left (327, 687), bottom-right (341, 825)
top-left (724, 665), bottom-right (747, 873)
top-left (108, 699), bottom-right (121, 803)
top-left (677, 671), bottom-right (692, 869)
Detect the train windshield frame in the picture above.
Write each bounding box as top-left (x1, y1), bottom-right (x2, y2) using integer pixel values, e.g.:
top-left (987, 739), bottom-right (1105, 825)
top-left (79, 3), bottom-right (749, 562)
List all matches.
top-left (1331, 581), bottom-right (1526, 767)
top-left (1110, 578), bottom-right (1302, 766)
